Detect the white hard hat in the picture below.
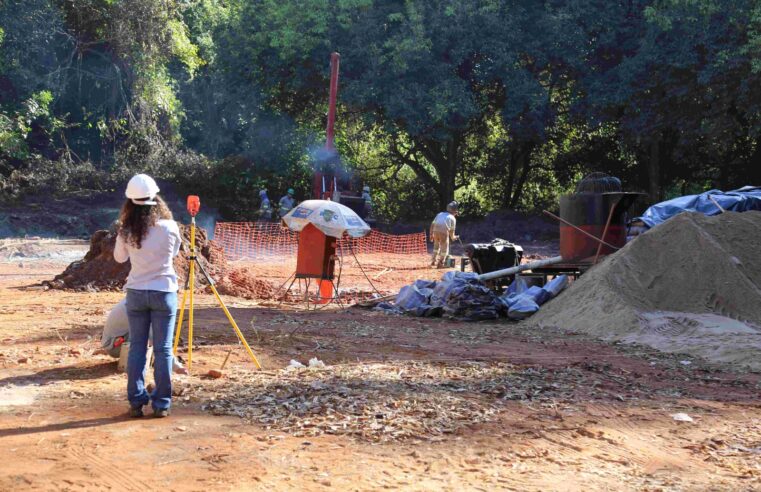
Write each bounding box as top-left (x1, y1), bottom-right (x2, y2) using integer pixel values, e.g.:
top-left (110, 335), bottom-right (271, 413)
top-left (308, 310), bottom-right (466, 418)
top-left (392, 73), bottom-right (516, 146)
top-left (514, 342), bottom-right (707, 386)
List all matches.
top-left (125, 174), bottom-right (160, 205)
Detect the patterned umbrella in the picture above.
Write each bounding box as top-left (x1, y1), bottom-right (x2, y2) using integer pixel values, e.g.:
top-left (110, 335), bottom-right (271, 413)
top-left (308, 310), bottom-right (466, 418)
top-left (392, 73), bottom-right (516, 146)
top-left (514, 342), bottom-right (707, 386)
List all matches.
top-left (281, 199), bottom-right (371, 238)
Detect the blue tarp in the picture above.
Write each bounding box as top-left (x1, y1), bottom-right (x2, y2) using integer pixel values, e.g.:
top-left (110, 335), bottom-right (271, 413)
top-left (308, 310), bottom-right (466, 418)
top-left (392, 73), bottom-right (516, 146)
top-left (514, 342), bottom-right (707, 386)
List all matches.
top-left (499, 276), bottom-right (568, 320)
top-left (636, 186), bottom-right (761, 229)
top-left (378, 272), bottom-right (568, 322)
top-left (396, 280), bottom-right (436, 310)
top-left (435, 272), bottom-right (502, 321)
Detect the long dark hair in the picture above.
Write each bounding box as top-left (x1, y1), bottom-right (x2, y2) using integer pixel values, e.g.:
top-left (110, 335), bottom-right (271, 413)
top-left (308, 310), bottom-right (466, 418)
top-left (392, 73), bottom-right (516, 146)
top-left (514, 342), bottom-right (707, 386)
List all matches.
top-left (118, 195), bottom-right (173, 248)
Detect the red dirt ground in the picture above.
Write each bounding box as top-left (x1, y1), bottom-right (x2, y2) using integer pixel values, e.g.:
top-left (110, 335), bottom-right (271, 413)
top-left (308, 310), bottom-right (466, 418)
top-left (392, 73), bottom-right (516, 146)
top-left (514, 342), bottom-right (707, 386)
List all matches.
top-left (1, 248), bottom-right (760, 491)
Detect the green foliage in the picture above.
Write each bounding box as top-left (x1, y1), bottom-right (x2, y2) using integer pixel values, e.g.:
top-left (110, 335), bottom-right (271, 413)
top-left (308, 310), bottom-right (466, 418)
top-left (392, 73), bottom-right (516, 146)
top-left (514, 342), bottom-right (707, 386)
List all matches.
top-left (220, 0), bottom-right (634, 213)
top-left (747, 2), bottom-right (761, 72)
top-left (168, 19), bottom-right (205, 77)
top-left (175, 154), bottom-right (313, 220)
top-left (0, 91), bottom-right (58, 160)
top-left (3, 0), bottom-right (761, 221)
top-left (0, 156), bottom-right (106, 203)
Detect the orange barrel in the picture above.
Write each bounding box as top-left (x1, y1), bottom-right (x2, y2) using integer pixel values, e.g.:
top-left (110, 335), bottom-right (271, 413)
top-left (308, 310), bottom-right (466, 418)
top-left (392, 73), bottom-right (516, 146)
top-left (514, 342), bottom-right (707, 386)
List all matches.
top-left (559, 192), bottom-right (629, 261)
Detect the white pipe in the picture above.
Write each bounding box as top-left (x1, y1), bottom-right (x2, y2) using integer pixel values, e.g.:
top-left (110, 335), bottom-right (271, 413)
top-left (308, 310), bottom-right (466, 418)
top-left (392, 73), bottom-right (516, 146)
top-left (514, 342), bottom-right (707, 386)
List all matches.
top-left (708, 194), bottom-right (725, 213)
top-left (477, 256), bottom-right (564, 282)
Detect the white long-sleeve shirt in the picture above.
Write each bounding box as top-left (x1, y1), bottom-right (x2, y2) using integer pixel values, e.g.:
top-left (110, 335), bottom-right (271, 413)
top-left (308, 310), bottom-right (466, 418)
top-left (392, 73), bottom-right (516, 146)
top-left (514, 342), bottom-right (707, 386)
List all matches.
top-left (114, 219), bottom-right (182, 292)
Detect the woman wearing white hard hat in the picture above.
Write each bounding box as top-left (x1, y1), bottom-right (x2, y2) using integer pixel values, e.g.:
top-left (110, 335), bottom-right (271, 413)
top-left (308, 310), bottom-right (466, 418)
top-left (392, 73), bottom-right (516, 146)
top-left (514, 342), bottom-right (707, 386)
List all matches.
top-left (114, 174), bottom-right (182, 418)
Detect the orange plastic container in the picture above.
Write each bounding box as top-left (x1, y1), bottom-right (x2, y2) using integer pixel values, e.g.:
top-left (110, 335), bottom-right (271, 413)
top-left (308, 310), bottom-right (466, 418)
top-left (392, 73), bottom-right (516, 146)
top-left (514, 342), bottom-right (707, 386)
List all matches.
top-left (296, 223), bottom-right (336, 280)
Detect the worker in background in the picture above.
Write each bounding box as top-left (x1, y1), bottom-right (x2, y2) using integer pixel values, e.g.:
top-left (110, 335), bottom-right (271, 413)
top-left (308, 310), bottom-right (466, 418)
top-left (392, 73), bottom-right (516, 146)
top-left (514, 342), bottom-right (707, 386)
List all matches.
top-left (430, 201), bottom-right (460, 268)
top-left (278, 188), bottom-right (296, 218)
top-left (258, 189), bottom-right (273, 221)
top-left (361, 185), bottom-right (373, 218)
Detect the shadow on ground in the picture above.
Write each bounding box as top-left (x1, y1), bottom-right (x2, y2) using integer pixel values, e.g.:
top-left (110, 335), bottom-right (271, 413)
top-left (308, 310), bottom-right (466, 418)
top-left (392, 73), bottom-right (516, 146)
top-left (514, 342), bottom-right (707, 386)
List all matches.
top-left (0, 361), bottom-right (116, 386)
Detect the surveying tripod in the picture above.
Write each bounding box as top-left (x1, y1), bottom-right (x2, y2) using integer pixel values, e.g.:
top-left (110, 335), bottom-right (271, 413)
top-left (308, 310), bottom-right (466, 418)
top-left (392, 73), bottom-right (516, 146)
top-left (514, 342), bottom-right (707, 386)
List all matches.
top-left (172, 195), bottom-right (262, 371)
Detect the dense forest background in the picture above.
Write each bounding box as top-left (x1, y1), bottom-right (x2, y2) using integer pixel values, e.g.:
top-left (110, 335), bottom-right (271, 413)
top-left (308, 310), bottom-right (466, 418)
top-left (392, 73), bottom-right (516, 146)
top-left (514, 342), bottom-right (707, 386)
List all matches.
top-left (2, 0), bottom-right (761, 222)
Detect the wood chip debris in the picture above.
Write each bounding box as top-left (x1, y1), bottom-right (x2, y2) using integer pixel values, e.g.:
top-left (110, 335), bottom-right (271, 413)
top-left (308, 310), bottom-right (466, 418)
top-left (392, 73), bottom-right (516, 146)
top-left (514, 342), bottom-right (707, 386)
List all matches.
top-left (201, 361), bottom-right (590, 443)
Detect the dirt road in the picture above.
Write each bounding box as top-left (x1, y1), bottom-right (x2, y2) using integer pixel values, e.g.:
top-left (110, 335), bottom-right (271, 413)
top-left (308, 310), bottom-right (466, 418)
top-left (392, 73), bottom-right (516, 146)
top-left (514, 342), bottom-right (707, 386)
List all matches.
top-left (1, 257), bottom-right (760, 491)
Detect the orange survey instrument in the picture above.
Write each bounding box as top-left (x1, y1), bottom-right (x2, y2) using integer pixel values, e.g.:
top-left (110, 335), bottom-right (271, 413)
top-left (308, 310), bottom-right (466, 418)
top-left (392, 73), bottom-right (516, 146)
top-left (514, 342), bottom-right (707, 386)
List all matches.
top-left (173, 195), bottom-right (262, 371)
top-left (186, 195), bottom-right (200, 217)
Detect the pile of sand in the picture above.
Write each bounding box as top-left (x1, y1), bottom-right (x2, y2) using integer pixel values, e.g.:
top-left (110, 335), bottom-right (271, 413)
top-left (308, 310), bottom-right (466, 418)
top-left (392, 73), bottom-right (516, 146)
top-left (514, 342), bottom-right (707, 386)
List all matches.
top-left (530, 211), bottom-right (761, 370)
top-left (45, 224), bottom-right (227, 291)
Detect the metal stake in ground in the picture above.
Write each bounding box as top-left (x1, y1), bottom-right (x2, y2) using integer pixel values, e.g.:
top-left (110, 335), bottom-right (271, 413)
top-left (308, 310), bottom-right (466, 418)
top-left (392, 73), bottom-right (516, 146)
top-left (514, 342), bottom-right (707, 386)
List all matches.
top-left (172, 195), bottom-right (262, 372)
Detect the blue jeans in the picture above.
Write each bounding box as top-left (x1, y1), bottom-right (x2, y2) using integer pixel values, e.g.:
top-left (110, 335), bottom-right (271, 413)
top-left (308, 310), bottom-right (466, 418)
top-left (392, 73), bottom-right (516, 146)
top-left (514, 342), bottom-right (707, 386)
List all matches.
top-left (126, 289), bottom-right (177, 411)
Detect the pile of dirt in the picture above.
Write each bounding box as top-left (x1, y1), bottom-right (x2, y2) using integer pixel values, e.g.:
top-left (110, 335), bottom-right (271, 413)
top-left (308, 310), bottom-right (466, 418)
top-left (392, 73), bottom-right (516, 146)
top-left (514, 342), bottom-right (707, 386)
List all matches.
top-left (175, 225), bottom-right (227, 285)
top-left (530, 211), bottom-right (761, 370)
top-left (44, 224), bottom-right (225, 291)
top-left (213, 266), bottom-right (281, 300)
top-left (43, 229), bottom-right (130, 291)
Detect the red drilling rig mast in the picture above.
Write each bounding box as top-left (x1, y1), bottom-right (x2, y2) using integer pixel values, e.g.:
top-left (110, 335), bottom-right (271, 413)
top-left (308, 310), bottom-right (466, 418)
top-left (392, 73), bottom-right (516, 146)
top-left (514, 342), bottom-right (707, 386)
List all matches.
top-left (311, 52), bottom-right (369, 219)
top-left (326, 52), bottom-right (340, 153)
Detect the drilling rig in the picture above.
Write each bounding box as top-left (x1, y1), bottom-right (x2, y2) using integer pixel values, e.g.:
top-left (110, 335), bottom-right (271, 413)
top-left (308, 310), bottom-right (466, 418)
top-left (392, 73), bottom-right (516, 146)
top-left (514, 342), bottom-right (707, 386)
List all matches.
top-left (311, 52), bottom-right (371, 221)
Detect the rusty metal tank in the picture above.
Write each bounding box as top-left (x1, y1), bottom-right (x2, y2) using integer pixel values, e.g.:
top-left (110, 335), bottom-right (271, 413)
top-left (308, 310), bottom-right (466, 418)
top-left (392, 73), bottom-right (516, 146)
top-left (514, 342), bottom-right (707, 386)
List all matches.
top-left (559, 192), bottom-right (643, 261)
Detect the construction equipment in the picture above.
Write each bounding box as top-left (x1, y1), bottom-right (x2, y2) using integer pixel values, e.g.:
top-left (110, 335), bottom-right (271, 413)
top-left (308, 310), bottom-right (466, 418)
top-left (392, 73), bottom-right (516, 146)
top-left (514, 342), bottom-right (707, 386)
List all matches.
top-left (279, 199), bottom-right (372, 306)
top-left (471, 174), bottom-right (643, 285)
top-left (173, 195), bottom-right (262, 371)
top-left (463, 239), bottom-right (524, 287)
top-left (477, 256), bottom-right (563, 282)
top-left (509, 174), bottom-right (643, 281)
top-left (311, 52), bottom-right (372, 222)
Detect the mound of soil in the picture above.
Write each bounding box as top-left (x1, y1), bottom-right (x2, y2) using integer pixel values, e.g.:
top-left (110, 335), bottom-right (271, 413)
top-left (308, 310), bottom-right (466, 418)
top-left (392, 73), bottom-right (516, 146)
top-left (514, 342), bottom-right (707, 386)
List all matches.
top-left (45, 224), bottom-right (225, 291)
top-left (530, 211), bottom-right (761, 370)
top-left (175, 225), bottom-right (227, 286)
top-left (213, 266), bottom-right (281, 300)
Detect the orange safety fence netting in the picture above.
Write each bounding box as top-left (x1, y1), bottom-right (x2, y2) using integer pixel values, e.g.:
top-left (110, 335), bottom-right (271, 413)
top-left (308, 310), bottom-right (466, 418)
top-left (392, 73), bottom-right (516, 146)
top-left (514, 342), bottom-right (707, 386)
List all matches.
top-left (213, 222), bottom-right (428, 260)
top-left (210, 221), bottom-right (433, 305)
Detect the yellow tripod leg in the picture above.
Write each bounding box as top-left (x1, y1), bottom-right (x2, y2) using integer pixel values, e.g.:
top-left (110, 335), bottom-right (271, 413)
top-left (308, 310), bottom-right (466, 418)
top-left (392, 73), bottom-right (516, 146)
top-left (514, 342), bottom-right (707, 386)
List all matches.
top-left (187, 258), bottom-right (195, 371)
top-left (173, 289), bottom-right (188, 355)
top-left (208, 283), bottom-right (262, 369)
top-left (187, 221), bottom-right (198, 372)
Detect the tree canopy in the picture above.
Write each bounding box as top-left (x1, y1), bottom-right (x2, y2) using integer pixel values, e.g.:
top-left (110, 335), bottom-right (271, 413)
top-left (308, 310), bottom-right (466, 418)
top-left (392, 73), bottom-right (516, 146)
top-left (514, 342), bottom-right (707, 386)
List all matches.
top-left (2, 0), bottom-right (760, 221)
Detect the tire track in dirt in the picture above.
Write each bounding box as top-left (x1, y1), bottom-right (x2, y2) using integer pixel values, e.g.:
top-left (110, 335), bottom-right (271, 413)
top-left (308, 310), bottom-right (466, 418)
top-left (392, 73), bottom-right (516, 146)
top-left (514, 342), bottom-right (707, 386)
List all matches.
top-left (66, 445), bottom-right (152, 491)
top-left (565, 403), bottom-right (696, 476)
top-left (502, 402), bottom-right (698, 485)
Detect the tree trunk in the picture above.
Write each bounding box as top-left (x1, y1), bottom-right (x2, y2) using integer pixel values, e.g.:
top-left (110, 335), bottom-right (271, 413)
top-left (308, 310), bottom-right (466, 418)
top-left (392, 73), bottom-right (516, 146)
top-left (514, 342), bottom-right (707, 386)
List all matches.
top-left (509, 149), bottom-right (533, 209)
top-left (436, 182), bottom-right (452, 209)
top-left (389, 134), bottom-right (462, 212)
top-left (648, 139), bottom-right (662, 203)
top-left (433, 155), bottom-right (457, 210)
top-left (500, 147), bottom-right (518, 209)
top-left (500, 142), bottom-right (535, 209)
top-left (414, 137), bottom-right (460, 211)
top-left (747, 138), bottom-right (761, 186)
